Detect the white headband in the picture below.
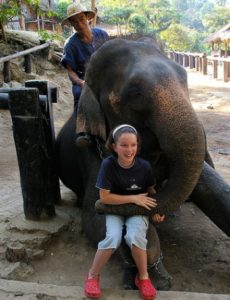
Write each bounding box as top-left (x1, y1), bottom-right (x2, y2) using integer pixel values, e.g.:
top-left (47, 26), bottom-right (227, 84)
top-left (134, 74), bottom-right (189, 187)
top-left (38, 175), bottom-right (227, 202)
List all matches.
top-left (112, 124), bottom-right (137, 138)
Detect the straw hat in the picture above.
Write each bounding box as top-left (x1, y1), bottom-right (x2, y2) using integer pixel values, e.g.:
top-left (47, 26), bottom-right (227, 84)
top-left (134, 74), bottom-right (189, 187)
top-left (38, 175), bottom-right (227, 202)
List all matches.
top-left (62, 2), bottom-right (95, 25)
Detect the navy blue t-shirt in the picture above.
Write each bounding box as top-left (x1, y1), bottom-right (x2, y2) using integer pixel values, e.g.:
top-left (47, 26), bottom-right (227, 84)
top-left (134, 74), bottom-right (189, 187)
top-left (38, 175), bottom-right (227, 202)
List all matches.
top-left (61, 27), bottom-right (109, 80)
top-left (96, 156), bottom-right (155, 195)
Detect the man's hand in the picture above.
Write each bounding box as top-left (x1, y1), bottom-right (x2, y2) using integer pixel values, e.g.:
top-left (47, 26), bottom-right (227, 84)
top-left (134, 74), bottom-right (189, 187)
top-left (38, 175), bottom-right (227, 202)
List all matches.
top-left (152, 213), bottom-right (165, 223)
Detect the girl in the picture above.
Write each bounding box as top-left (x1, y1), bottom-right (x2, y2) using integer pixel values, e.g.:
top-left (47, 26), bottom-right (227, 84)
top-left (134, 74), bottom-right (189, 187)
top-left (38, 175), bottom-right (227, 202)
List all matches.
top-left (85, 124), bottom-right (163, 299)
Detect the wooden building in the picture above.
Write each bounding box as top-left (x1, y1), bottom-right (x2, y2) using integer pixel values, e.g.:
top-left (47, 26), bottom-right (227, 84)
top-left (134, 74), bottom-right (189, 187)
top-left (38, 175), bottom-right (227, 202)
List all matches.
top-left (204, 22), bottom-right (230, 57)
top-left (7, 0), bottom-right (58, 32)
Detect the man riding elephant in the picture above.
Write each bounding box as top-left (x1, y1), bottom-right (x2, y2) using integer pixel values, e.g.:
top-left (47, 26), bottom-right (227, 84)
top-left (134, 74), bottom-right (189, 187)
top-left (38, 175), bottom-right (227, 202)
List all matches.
top-left (56, 38), bottom-right (230, 290)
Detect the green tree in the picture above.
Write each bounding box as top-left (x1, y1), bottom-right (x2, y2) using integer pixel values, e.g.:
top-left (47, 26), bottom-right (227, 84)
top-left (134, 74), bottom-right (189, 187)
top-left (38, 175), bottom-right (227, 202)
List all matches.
top-left (214, 0), bottom-right (228, 6)
top-left (128, 13), bottom-right (149, 34)
top-left (203, 6), bottom-right (230, 33)
top-left (99, 0), bottom-right (133, 35)
top-left (169, 0), bottom-right (188, 12)
top-left (99, 0), bottom-right (179, 35)
top-left (0, 0), bottom-right (43, 42)
top-left (160, 23), bottom-right (196, 51)
top-left (56, 0), bottom-right (72, 21)
top-left (129, 0), bottom-right (179, 33)
top-left (0, 1), bottom-right (19, 41)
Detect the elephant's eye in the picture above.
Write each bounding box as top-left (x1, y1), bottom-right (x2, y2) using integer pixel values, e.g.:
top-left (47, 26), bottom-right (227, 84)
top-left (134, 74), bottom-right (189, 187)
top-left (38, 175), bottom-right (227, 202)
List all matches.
top-left (108, 91), bottom-right (120, 113)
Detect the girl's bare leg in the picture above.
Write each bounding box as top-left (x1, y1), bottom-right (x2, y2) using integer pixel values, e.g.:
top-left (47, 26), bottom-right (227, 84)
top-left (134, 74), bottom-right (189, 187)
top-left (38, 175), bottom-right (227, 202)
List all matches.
top-left (131, 245), bottom-right (148, 279)
top-left (89, 249), bottom-right (113, 278)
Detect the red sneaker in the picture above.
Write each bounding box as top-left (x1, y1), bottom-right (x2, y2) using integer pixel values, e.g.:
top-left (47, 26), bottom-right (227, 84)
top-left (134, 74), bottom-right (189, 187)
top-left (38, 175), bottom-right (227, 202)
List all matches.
top-left (84, 274), bottom-right (101, 299)
top-left (135, 276), bottom-right (157, 300)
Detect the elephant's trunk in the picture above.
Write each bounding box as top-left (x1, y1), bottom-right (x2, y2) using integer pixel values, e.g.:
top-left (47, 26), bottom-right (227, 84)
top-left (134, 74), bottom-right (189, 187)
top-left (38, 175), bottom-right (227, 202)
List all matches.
top-left (149, 81), bottom-right (206, 214)
top-left (192, 162), bottom-right (230, 237)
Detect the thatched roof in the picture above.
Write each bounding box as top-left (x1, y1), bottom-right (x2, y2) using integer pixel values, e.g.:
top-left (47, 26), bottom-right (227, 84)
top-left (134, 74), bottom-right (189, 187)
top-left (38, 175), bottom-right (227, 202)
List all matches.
top-left (204, 22), bottom-right (230, 43)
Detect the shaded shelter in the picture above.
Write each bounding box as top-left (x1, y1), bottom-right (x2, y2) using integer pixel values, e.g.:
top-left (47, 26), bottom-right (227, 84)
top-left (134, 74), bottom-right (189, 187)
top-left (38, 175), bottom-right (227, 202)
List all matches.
top-left (204, 23), bottom-right (230, 57)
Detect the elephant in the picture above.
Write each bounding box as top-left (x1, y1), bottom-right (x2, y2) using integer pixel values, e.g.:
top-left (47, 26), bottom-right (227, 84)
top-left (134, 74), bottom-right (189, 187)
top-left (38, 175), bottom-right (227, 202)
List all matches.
top-left (56, 38), bottom-right (230, 290)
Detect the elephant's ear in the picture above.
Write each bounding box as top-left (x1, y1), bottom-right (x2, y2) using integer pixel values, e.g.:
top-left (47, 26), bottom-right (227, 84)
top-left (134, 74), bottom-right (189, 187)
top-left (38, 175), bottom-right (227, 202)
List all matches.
top-left (76, 84), bottom-right (106, 141)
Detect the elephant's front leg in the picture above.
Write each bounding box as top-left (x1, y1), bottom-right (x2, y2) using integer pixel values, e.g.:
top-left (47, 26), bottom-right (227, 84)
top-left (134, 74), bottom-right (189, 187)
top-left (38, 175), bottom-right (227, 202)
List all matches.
top-left (191, 162), bottom-right (230, 237)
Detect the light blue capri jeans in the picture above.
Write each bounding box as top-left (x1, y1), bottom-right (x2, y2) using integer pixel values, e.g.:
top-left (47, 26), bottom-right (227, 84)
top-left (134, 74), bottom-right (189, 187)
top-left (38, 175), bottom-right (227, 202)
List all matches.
top-left (98, 214), bottom-right (149, 251)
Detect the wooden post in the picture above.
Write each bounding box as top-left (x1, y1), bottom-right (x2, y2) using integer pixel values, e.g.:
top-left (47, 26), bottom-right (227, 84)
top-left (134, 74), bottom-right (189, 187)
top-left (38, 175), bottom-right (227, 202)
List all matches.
top-left (182, 54), bottom-right (186, 67)
top-left (172, 52), bottom-right (175, 62)
top-left (223, 61), bottom-right (228, 82)
top-left (189, 55), bottom-right (192, 68)
top-left (8, 88), bottom-right (56, 220)
top-left (179, 54), bottom-right (183, 66)
top-left (37, 16), bottom-right (40, 30)
top-left (199, 57), bottom-right (203, 73)
top-left (202, 56), bottom-right (207, 75)
top-left (183, 55), bottom-right (189, 67)
top-left (213, 60), bottom-right (218, 79)
top-left (174, 52), bottom-right (178, 63)
top-left (25, 80), bottom-right (61, 207)
top-left (24, 54), bottom-right (32, 73)
top-left (195, 56), bottom-right (199, 71)
top-left (224, 43), bottom-right (227, 57)
top-left (41, 15), bottom-right (44, 30)
top-left (189, 55), bottom-right (195, 69)
top-left (3, 61), bottom-right (10, 82)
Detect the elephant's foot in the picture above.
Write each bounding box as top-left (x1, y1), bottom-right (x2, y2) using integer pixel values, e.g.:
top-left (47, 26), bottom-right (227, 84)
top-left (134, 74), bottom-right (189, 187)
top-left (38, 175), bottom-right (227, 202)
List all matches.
top-left (148, 254), bottom-right (172, 291)
top-left (122, 256), bottom-right (172, 291)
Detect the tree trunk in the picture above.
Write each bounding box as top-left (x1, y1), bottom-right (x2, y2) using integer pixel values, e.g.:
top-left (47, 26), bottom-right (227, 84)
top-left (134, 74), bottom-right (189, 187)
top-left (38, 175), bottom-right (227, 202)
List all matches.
top-left (17, 0), bottom-right (26, 30)
top-left (19, 15), bottom-right (26, 31)
top-left (0, 22), bottom-right (7, 42)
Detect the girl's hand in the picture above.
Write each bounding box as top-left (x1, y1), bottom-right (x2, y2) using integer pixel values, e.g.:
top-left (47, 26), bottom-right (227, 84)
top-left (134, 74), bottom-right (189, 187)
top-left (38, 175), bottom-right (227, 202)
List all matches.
top-left (133, 193), bottom-right (157, 210)
top-left (152, 213), bottom-right (165, 223)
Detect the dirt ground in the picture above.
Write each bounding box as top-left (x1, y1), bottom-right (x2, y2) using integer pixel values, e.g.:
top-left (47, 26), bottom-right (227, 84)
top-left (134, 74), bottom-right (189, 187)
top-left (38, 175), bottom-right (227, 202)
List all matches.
top-left (0, 67), bottom-right (229, 295)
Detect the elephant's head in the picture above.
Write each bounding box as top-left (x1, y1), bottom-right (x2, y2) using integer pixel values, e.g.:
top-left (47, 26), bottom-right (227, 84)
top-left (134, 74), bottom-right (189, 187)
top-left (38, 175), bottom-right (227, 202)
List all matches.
top-left (77, 38), bottom-right (206, 215)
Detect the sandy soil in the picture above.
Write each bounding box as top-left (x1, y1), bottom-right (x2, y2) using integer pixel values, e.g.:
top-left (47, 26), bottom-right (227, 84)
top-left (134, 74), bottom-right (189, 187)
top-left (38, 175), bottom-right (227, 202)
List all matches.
top-left (0, 67), bottom-right (229, 294)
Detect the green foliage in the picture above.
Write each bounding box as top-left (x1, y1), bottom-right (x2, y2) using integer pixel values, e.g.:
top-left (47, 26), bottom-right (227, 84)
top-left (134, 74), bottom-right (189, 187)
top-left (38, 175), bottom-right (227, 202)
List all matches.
top-left (37, 29), bottom-right (65, 43)
top-left (214, 0), bottom-right (228, 5)
top-left (56, 0), bottom-right (72, 21)
top-left (161, 23), bottom-right (210, 53)
top-left (128, 13), bottom-right (149, 34)
top-left (102, 7), bottom-right (133, 26)
top-left (160, 23), bottom-right (196, 52)
top-left (146, 0), bottom-right (179, 33)
top-left (0, 0), bottom-right (20, 41)
top-left (203, 6), bottom-right (230, 33)
top-left (0, 1), bottom-right (20, 25)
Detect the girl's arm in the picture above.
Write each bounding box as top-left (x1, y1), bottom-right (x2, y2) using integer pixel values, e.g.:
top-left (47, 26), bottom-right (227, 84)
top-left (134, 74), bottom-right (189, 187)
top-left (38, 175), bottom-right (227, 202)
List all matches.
top-left (99, 188), bottom-right (157, 210)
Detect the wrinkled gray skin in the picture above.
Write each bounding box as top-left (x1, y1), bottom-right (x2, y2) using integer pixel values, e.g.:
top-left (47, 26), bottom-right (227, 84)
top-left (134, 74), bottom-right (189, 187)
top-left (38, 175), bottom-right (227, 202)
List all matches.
top-left (57, 39), bottom-right (230, 261)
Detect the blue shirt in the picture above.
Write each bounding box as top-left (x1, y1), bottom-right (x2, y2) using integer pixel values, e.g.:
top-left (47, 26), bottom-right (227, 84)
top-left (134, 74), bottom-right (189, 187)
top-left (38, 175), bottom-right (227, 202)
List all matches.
top-left (96, 156), bottom-right (155, 195)
top-left (61, 27), bottom-right (109, 80)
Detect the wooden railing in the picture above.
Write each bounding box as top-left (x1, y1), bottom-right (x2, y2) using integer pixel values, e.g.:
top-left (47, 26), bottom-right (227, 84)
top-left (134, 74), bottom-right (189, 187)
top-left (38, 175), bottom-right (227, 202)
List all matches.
top-left (169, 51), bottom-right (230, 82)
top-left (0, 42), bottom-right (52, 83)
